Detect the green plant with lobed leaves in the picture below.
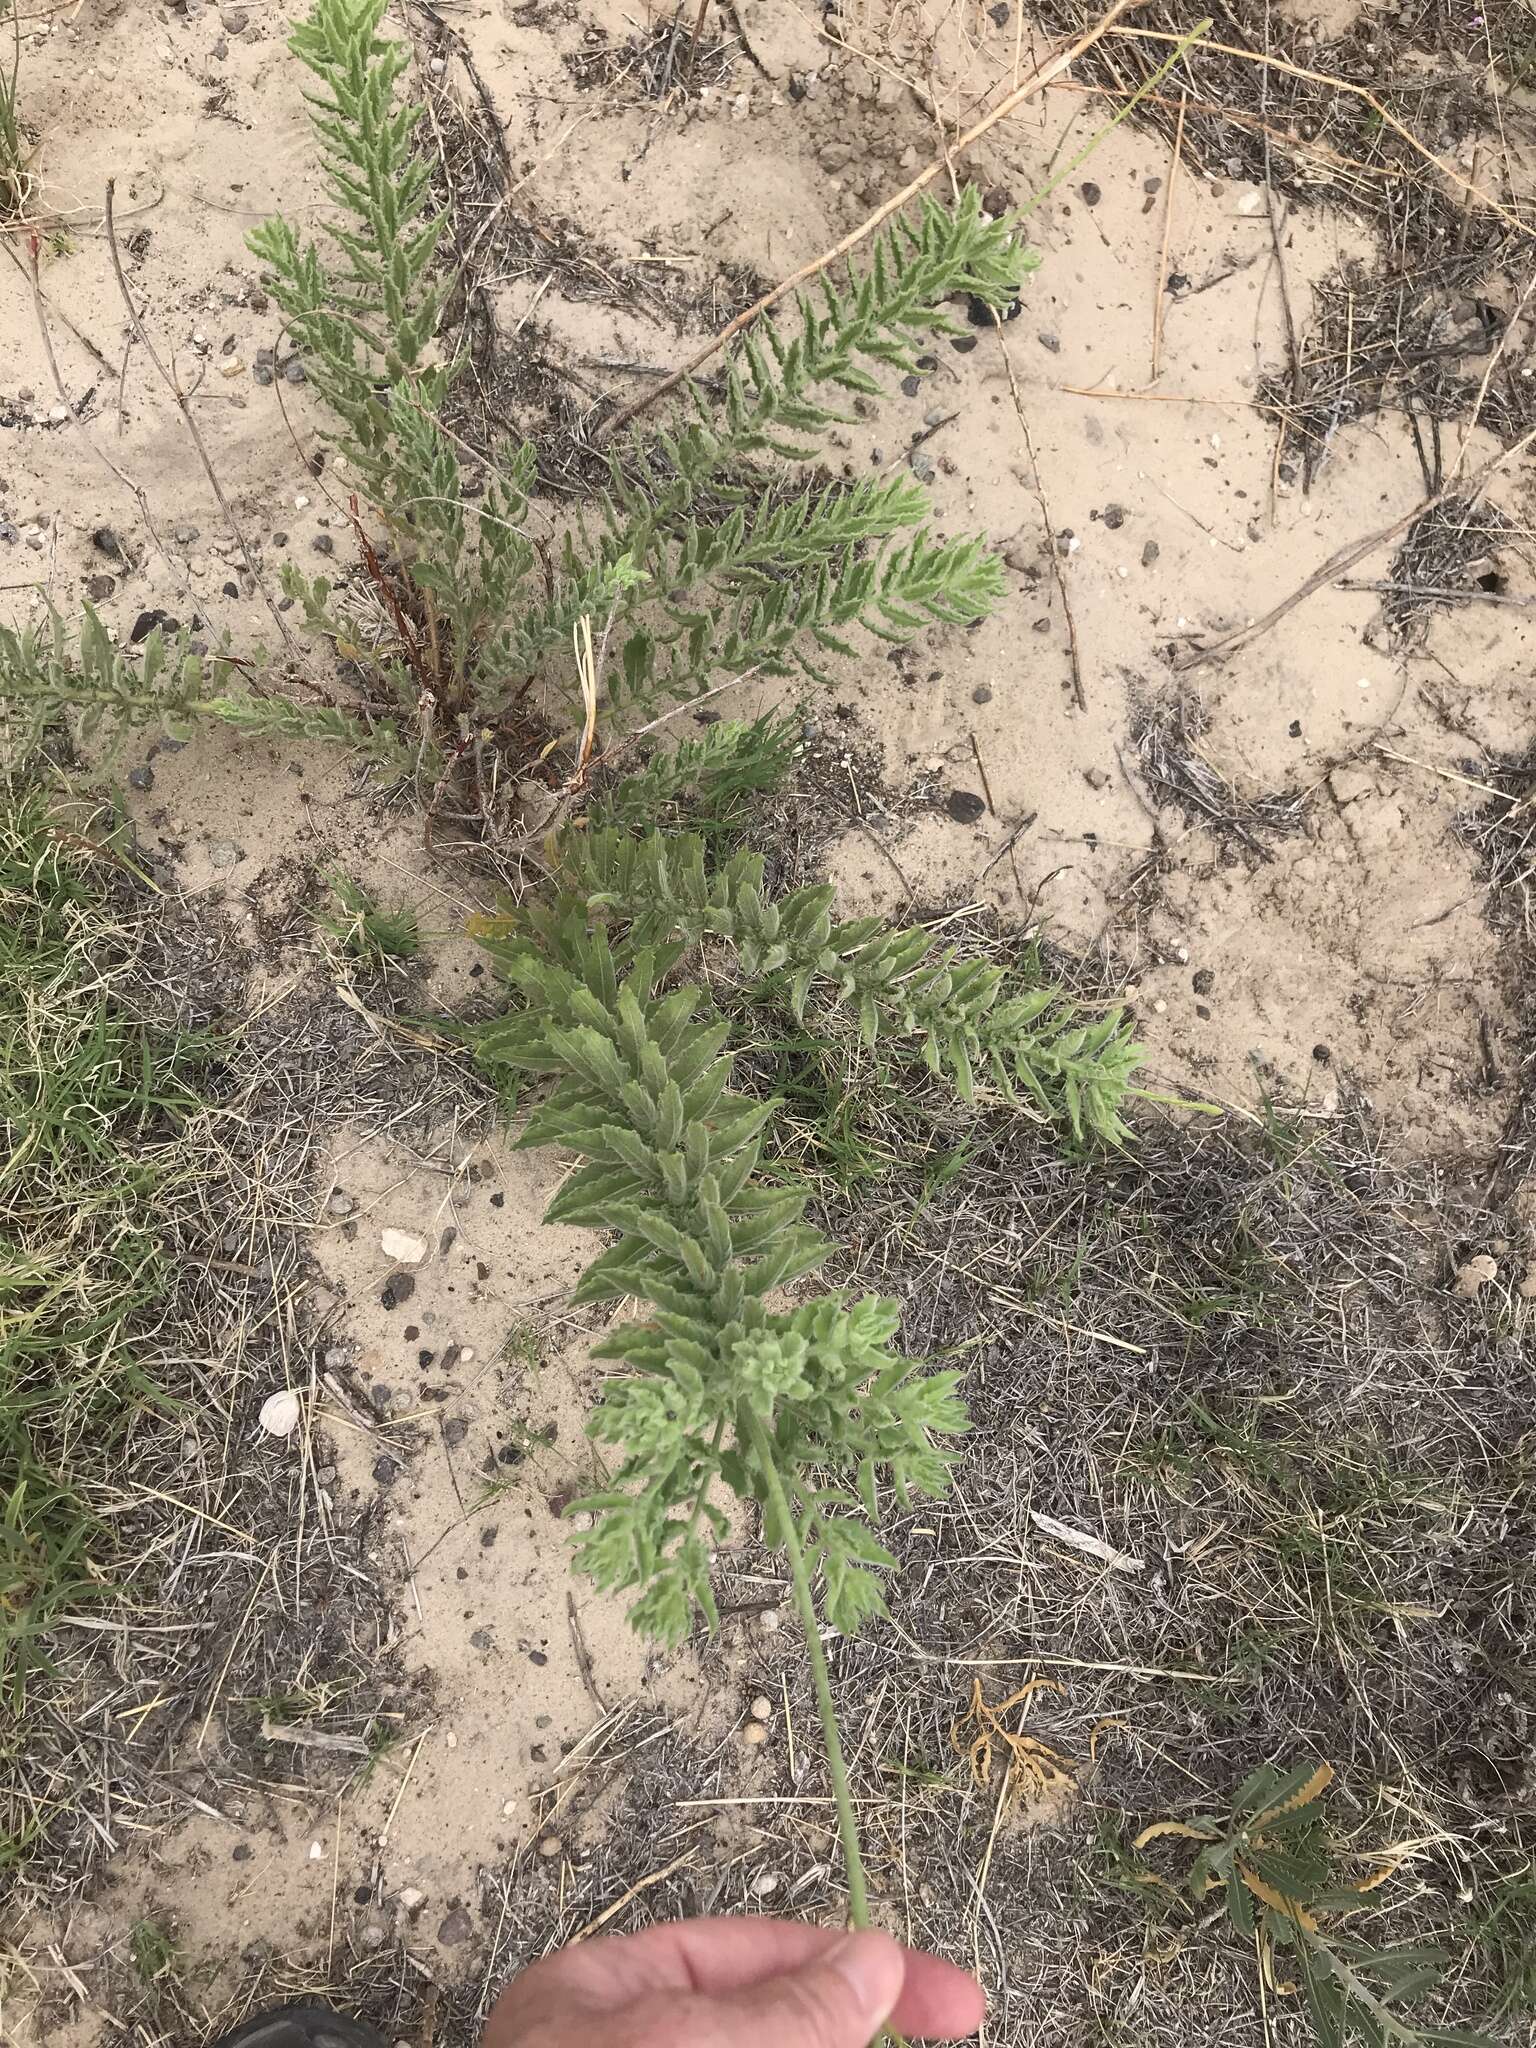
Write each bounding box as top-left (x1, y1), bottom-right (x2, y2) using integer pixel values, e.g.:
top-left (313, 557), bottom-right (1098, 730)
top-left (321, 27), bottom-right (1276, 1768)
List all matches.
top-left (1116, 1761), bottom-right (1493, 2048)
top-left (1, 0), bottom-right (1031, 773)
top-left (547, 823), bottom-right (1145, 1144)
top-left (467, 900), bottom-right (970, 1925)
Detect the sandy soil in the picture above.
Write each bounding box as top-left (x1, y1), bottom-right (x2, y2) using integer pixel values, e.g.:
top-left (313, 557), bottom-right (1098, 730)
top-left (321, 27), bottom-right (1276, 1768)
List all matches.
top-left (3, 0), bottom-right (1532, 2039)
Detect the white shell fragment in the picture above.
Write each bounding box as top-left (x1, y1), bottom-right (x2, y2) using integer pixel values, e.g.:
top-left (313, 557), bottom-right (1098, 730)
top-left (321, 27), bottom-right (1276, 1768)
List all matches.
top-left (380, 1228), bottom-right (429, 1265)
top-left (260, 1388), bottom-right (302, 1437)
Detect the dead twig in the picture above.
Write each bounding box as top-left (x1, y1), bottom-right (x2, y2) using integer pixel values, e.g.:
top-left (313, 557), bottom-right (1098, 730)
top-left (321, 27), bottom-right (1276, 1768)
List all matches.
top-left (1176, 422), bottom-right (1536, 671)
top-left (103, 177), bottom-right (297, 655)
top-left (1150, 92), bottom-right (1185, 382)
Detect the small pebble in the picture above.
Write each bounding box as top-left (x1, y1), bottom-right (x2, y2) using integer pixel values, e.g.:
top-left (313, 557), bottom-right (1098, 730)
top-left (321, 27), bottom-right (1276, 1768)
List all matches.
top-left (750, 1695), bottom-right (772, 1721)
top-left (437, 1906), bottom-right (473, 1947)
top-left (760, 1610), bottom-right (780, 1633)
top-left (909, 450), bottom-right (936, 484)
top-left (743, 1722), bottom-right (769, 1746)
top-left (945, 790), bottom-right (986, 825)
top-left (327, 1188), bottom-right (357, 1216)
top-left (208, 840), bottom-right (241, 869)
top-left (311, 532), bottom-right (335, 556)
top-left (538, 1835), bottom-right (562, 1858)
top-left (92, 526), bottom-right (122, 558)
top-left (1192, 969), bottom-right (1215, 996)
top-left (1101, 503), bottom-right (1126, 530)
top-left (1080, 180), bottom-right (1102, 206)
top-left (87, 574), bottom-right (116, 602)
top-left (1141, 540), bottom-right (1160, 568)
top-left (128, 765), bottom-right (154, 793)
top-left (972, 684), bottom-right (993, 705)
top-left (752, 1872), bottom-right (781, 1897)
top-left (283, 357), bottom-right (308, 385)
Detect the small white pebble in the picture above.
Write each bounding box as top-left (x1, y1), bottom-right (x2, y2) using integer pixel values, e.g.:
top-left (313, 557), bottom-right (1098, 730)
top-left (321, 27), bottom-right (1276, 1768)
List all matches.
top-left (752, 1872), bottom-right (781, 1897)
top-left (399, 1887), bottom-right (425, 1910)
top-left (1357, 676), bottom-right (1372, 690)
top-left (750, 1695), bottom-right (772, 1721)
top-left (743, 1722), bottom-right (769, 1746)
top-left (309, 1841), bottom-right (325, 1862)
top-left (1152, 998), bottom-right (1168, 1015)
top-left (1174, 945), bottom-right (1189, 963)
top-left (502, 1798), bottom-right (517, 1818)
top-left (48, 404), bottom-right (69, 424)
top-left (445, 1730), bottom-right (458, 1750)
top-left (193, 329), bottom-right (209, 347)
top-left (429, 54), bottom-right (445, 72)
top-left (294, 492), bottom-right (311, 510)
top-left (568, 1511), bottom-right (594, 1532)
top-left (538, 1835), bottom-right (562, 1858)
top-left (759, 1609), bottom-right (780, 1634)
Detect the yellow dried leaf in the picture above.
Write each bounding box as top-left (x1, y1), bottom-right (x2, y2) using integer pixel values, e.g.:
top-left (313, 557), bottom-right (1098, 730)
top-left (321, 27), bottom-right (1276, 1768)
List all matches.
top-left (1238, 1862), bottom-right (1320, 1932)
top-left (1089, 1716), bottom-right (1129, 1763)
top-left (1133, 1819), bottom-right (1219, 1850)
top-left (1349, 1860), bottom-right (1399, 1895)
top-left (1250, 1761), bottom-right (1333, 1831)
top-left (465, 912), bottom-right (516, 941)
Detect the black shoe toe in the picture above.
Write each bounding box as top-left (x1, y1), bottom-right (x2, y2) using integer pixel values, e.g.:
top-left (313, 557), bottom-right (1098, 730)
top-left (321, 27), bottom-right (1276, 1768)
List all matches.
top-left (206, 2004), bottom-right (388, 2048)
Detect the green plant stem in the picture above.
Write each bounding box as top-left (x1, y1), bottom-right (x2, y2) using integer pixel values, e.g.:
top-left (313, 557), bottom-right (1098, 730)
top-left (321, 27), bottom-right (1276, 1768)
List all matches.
top-left (744, 1406), bottom-right (870, 1930)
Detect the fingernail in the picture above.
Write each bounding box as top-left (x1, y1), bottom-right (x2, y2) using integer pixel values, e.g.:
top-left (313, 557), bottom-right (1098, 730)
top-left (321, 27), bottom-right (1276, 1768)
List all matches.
top-left (827, 1930), bottom-right (902, 2029)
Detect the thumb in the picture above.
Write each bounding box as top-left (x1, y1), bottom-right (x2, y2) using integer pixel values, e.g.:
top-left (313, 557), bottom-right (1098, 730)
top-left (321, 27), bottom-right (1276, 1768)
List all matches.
top-left (697, 1929), bottom-right (906, 2048)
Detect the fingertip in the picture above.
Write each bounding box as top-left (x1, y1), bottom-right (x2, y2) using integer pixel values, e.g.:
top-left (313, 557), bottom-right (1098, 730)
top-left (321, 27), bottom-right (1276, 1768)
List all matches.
top-left (890, 1947), bottom-right (987, 2039)
top-left (826, 1928), bottom-right (908, 2031)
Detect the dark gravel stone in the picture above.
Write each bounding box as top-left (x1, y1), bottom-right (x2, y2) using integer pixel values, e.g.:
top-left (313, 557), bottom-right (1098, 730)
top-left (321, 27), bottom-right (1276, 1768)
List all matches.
top-left (1081, 180), bottom-right (1102, 206)
top-left (282, 355), bottom-right (308, 385)
top-left (128, 765), bottom-right (154, 793)
top-left (949, 333), bottom-right (978, 354)
top-left (311, 532), bottom-right (335, 555)
top-left (373, 1455), bottom-right (398, 1486)
top-left (1101, 503), bottom-right (1126, 529)
top-left (972, 684), bottom-right (993, 705)
top-left (1141, 540), bottom-right (1160, 567)
top-left (92, 526), bottom-right (123, 558)
top-left (437, 1907), bottom-right (473, 1948)
top-left (381, 1271), bottom-right (416, 1310)
top-left (945, 790), bottom-right (986, 825)
top-left (130, 609), bottom-right (179, 644)
top-left (1037, 330), bottom-right (1060, 353)
top-left (965, 292), bottom-right (1021, 327)
top-left (87, 573), bottom-right (116, 601)
top-left (1192, 968), bottom-right (1215, 996)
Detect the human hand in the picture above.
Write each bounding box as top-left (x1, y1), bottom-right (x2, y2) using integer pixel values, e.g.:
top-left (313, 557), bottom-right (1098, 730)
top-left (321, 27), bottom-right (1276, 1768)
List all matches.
top-left (481, 1916), bottom-right (985, 2048)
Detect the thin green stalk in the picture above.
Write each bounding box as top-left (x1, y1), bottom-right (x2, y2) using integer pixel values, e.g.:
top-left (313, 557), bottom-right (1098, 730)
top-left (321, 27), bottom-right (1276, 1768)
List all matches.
top-left (744, 1406), bottom-right (870, 1930)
